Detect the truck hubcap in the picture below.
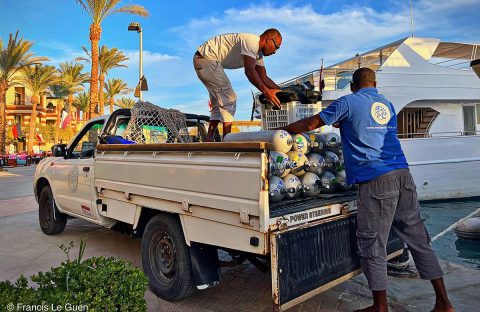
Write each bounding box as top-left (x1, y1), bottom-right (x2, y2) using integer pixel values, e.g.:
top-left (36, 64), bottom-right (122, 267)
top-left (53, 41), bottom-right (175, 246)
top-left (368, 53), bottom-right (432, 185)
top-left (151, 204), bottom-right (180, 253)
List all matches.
top-left (151, 231), bottom-right (176, 281)
top-left (42, 198), bottom-right (53, 225)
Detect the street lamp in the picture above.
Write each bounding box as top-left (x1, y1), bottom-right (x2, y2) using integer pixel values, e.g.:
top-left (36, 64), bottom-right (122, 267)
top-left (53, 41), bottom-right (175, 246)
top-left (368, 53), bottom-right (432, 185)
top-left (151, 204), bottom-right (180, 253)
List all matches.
top-left (128, 22), bottom-right (145, 101)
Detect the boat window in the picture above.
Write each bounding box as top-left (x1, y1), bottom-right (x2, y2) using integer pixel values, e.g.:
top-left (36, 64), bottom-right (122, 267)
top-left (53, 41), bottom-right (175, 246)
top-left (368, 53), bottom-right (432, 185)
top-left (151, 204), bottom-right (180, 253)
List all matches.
top-left (397, 107), bottom-right (439, 138)
top-left (463, 106), bottom-right (476, 135)
top-left (476, 104), bottom-right (480, 125)
top-left (430, 42), bottom-right (479, 70)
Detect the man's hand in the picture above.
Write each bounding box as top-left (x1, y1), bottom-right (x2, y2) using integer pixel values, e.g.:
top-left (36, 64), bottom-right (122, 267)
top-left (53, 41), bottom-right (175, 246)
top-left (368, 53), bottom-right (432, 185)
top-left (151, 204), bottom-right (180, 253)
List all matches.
top-left (264, 88), bottom-right (281, 108)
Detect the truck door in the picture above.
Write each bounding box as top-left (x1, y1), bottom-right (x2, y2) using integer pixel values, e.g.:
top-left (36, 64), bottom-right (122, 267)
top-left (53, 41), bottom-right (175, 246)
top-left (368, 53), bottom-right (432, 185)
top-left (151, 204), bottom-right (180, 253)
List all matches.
top-left (52, 120), bottom-right (105, 220)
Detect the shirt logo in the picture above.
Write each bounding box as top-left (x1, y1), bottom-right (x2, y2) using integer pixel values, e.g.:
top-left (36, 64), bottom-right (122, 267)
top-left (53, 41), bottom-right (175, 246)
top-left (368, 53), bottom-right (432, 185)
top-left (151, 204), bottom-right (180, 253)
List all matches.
top-left (370, 102), bottom-right (391, 125)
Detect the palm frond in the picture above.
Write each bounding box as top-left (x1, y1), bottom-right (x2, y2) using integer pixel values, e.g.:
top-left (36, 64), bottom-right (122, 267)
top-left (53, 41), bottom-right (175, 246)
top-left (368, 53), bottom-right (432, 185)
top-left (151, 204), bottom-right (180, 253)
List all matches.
top-left (99, 45), bottom-right (129, 75)
top-left (115, 96), bottom-right (136, 109)
top-left (112, 5), bottom-right (150, 17)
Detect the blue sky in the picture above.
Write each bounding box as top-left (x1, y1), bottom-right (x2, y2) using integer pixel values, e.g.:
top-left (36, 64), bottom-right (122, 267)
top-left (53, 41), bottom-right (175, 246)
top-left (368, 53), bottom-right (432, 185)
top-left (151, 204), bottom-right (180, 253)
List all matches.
top-left (1, 0), bottom-right (479, 119)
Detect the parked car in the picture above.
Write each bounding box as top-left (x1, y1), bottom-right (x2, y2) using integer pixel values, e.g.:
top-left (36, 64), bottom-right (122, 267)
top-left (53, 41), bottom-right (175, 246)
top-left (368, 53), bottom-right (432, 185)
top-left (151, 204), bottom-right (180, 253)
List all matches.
top-left (16, 153), bottom-right (33, 166)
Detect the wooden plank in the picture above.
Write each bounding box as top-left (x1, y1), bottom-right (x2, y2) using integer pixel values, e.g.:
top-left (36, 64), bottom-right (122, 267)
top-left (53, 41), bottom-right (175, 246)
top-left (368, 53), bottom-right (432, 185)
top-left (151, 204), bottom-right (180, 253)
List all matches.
top-left (96, 142), bottom-right (274, 152)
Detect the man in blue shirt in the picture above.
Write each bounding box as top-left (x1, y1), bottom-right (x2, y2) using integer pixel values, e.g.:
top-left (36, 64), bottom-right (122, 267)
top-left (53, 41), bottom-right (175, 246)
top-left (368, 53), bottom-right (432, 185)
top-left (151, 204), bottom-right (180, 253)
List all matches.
top-left (280, 68), bottom-right (454, 312)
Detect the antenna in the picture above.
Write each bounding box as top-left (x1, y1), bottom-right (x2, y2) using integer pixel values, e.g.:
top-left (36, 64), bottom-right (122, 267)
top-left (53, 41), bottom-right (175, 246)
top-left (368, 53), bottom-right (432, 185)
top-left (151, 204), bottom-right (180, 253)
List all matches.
top-left (410, 0), bottom-right (415, 37)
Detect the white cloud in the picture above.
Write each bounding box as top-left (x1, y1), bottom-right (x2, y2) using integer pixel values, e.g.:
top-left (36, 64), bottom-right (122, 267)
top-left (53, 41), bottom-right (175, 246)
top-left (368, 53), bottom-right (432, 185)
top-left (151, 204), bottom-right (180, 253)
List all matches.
top-left (166, 1), bottom-right (480, 119)
top-left (39, 1), bottom-right (480, 120)
top-left (123, 50), bottom-right (179, 66)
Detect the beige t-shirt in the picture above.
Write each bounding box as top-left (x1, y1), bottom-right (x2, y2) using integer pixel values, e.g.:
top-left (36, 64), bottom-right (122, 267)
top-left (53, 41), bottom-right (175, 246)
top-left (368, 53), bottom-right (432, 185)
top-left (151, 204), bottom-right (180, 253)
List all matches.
top-left (197, 33), bottom-right (265, 69)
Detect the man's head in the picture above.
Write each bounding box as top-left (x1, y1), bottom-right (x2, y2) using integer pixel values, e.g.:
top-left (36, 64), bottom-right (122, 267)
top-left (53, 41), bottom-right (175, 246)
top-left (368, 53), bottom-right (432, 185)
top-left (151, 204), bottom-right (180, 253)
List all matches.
top-left (259, 28), bottom-right (282, 56)
top-left (350, 67), bottom-right (376, 93)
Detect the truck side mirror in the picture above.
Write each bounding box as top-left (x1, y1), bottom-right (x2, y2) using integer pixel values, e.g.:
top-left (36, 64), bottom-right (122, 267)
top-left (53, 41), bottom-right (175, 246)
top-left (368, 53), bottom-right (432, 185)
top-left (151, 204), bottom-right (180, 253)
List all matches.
top-left (52, 144), bottom-right (67, 157)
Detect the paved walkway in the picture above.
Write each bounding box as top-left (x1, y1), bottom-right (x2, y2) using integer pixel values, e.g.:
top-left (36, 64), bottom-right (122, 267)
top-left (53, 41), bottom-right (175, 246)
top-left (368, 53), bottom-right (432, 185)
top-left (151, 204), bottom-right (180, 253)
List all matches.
top-left (1, 166), bottom-right (480, 311)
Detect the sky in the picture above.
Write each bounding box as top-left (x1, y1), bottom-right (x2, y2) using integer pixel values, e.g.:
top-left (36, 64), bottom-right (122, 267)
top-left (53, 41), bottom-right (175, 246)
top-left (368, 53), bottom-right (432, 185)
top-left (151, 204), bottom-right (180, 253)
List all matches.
top-left (1, 0), bottom-right (479, 119)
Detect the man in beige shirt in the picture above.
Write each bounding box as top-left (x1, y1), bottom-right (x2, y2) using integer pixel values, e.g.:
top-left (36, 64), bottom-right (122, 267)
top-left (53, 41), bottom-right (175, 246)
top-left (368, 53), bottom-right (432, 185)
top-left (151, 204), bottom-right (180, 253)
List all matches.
top-left (194, 29), bottom-right (282, 141)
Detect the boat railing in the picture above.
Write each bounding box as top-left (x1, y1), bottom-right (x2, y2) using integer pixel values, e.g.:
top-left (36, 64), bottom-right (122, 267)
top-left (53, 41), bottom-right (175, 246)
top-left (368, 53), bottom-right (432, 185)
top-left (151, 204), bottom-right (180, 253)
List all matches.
top-left (399, 131), bottom-right (480, 138)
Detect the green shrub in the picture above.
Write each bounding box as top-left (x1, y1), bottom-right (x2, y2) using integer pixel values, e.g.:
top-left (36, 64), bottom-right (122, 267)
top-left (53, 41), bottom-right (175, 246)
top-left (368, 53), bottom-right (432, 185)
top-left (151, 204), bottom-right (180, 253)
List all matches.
top-left (0, 239), bottom-right (148, 311)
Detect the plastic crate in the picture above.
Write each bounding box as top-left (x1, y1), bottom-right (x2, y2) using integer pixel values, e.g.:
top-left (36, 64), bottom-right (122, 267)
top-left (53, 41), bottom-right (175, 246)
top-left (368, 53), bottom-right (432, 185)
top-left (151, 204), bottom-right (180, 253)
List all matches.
top-left (260, 101), bottom-right (321, 130)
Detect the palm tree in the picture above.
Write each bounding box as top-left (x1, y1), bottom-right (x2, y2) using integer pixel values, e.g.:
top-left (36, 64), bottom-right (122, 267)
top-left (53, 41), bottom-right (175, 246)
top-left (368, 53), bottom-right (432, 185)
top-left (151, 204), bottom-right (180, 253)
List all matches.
top-left (105, 78), bottom-right (131, 113)
top-left (58, 61), bottom-right (89, 122)
top-left (73, 91), bottom-right (89, 121)
top-left (75, 0), bottom-right (149, 119)
top-left (98, 46), bottom-right (128, 115)
top-left (0, 31), bottom-right (48, 157)
top-left (115, 97), bottom-right (135, 109)
top-left (17, 65), bottom-right (58, 154)
top-left (76, 45), bottom-right (128, 115)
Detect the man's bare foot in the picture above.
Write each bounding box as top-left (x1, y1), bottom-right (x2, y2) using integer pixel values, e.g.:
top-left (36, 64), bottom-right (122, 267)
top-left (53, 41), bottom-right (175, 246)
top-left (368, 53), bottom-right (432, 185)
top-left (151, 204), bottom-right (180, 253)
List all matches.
top-left (432, 301), bottom-right (455, 312)
top-left (353, 305), bottom-right (389, 312)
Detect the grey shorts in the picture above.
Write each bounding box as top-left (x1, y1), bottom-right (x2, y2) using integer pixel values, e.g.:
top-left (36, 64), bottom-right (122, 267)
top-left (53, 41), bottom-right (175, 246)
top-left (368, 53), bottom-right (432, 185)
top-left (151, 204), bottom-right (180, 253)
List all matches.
top-left (193, 54), bottom-right (237, 122)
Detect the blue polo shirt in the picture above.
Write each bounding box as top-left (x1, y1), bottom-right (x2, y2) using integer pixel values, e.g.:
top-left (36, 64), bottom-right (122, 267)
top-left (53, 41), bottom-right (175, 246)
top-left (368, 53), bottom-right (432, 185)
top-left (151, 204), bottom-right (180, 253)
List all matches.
top-left (319, 87), bottom-right (408, 184)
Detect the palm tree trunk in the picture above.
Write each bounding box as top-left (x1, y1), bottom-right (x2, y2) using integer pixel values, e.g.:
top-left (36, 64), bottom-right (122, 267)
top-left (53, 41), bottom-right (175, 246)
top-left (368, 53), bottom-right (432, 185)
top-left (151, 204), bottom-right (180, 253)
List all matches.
top-left (0, 85), bottom-right (7, 157)
top-left (99, 74), bottom-right (105, 115)
top-left (89, 23), bottom-right (102, 119)
top-left (54, 101), bottom-right (64, 144)
top-left (28, 94), bottom-right (39, 154)
top-left (0, 84), bottom-right (8, 171)
top-left (67, 94), bottom-right (75, 129)
top-left (109, 98), bottom-right (114, 115)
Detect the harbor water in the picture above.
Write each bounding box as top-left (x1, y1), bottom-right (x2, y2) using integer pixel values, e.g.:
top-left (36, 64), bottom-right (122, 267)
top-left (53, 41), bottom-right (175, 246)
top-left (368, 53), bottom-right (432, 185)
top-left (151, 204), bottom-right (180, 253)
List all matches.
top-left (421, 197), bottom-right (480, 270)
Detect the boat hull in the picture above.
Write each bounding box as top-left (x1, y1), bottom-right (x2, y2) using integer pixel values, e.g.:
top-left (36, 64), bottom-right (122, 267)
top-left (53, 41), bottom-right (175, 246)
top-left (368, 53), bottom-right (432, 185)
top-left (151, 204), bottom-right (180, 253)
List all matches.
top-left (401, 135), bottom-right (480, 201)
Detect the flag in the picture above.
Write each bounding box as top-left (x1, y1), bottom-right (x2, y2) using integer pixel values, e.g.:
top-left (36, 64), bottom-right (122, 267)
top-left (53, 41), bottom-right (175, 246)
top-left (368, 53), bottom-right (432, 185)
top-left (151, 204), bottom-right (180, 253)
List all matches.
top-left (12, 123), bottom-right (22, 139)
top-left (36, 133), bottom-right (44, 144)
top-left (319, 59), bottom-right (325, 98)
top-left (60, 110), bottom-right (72, 129)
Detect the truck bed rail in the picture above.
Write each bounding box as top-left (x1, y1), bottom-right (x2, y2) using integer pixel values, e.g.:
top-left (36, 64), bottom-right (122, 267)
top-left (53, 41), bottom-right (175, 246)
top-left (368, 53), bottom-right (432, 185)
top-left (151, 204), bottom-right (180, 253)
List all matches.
top-left (96, 142), bottom-right (274, 153)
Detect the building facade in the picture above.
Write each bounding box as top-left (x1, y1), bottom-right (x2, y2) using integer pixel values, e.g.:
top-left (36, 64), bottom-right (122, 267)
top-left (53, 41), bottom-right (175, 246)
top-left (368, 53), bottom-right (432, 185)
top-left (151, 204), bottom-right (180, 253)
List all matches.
top-left (4, 79), bottom-right (81, 153)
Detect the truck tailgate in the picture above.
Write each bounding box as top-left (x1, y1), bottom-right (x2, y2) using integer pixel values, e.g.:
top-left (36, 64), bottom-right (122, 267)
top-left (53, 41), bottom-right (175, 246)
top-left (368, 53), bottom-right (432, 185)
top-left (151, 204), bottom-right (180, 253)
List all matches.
top-left (270, 213), bottom-right (403, 310)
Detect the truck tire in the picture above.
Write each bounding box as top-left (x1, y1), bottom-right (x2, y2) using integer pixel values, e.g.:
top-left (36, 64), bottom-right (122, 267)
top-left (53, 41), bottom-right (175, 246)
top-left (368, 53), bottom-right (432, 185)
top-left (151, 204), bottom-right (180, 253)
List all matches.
top-left (142, 214), bottom-right (195, 301)
top-left (38, 186), bottom-right (67, 235)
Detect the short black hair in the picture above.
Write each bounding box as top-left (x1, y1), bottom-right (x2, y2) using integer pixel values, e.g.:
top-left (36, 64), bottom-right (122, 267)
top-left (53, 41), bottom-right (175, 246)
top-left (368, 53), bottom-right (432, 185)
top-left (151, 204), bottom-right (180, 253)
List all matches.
top-left (262, 28), bottom-right (282, 40)
top-left (352, 67), bottom-right (376, 86)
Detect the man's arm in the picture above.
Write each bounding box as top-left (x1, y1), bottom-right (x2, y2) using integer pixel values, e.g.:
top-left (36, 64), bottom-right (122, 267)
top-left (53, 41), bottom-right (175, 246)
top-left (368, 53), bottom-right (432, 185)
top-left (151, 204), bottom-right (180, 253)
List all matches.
top-left (243, 55), bottom-right (280, 107)
top-left (256, 65), bottom-right (280, 89)
top-left (278, 115), bottom-right (325, 134)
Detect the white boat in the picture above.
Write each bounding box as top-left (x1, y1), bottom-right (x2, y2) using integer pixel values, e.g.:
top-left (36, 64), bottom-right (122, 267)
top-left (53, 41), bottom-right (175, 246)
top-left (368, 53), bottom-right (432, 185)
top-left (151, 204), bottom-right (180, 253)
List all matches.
top-left (280, 37), bottom-right (480, 201)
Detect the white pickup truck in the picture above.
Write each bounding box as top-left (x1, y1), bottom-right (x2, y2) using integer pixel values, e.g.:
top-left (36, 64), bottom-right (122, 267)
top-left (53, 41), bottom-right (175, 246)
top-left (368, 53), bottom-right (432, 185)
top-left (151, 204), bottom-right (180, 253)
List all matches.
top-left (34, 108), bottom-right (403, 310)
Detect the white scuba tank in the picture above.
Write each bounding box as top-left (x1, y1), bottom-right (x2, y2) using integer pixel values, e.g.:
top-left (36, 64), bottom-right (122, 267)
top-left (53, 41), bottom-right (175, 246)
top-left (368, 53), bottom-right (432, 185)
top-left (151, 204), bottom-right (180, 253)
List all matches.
top-left (287, 150), bottom-right (309, 177)
top-left (292, 133), bottom-right (318, 154)
top-left (224, 130), bottom-right (293, 153)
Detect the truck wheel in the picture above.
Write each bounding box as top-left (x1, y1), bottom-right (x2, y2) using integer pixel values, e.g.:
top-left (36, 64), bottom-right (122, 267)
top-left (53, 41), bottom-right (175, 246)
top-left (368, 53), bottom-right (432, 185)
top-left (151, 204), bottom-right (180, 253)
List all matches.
top-left (38, 186), bottom-right (67, 235)
top-left (142, 214), bottom-right (195, 301)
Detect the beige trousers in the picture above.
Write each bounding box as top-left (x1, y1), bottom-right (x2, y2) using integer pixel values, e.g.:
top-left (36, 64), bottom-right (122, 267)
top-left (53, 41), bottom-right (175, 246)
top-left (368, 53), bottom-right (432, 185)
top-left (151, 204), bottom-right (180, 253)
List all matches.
top-left (193, 55), bottom-right (237, 122)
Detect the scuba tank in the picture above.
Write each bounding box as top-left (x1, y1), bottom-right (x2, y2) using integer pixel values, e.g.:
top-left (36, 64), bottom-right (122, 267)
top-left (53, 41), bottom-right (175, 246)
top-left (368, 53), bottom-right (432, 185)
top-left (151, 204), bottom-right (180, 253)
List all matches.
top-left (282, 174), bottom-right (302, 199)
top-left (224, 130), bottom-right (293, 153)
top-left (300, 172), bottom-right (322, 197)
